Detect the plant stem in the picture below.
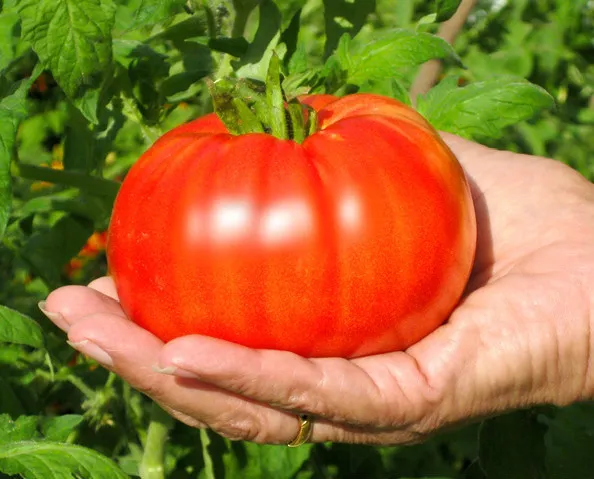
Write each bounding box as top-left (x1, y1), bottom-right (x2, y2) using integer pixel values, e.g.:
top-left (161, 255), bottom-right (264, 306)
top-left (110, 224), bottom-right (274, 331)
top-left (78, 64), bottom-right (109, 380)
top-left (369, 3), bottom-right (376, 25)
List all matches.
top-left (200, 429), bottom-right (216, 479)
top-left (231, 5), bottom-right (251, 38)
top-left (66, 374), bottom-right (96, 399)
top-left (12, 163), bottom-right (120, 201)
top-left (139, 402), bottom-right (175, 479)
top-left (410, 0), bottom-right (477, 104)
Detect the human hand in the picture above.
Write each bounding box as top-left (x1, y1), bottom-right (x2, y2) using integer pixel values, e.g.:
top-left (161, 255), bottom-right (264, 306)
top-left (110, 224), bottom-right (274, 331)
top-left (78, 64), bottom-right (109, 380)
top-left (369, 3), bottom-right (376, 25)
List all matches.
top-left (41, 134), bottom-right (594, 445)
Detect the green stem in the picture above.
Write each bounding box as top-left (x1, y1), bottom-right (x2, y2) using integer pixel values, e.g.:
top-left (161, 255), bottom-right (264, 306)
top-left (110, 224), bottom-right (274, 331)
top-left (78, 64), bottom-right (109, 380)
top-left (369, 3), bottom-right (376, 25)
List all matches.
top-left (139, 402), bottom-right (175, 479)
top-left (200, 429), bottom-right (216, 479)
top-left (37, 368), bottom-right (96, 399)
top-left (266, 53), bottom-right (288, 139)
top-left (231, 5), bottom-right (251, 38)
top-left (12, 163), bottom-right (120, 201)
top-left (202, 0), bottom-right (217, 38)
top-left (66, 374), bottom-right (96, 399)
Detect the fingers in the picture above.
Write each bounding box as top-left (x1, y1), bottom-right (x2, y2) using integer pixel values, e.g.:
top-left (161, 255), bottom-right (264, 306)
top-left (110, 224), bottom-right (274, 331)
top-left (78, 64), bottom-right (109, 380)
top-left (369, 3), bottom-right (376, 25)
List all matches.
top-left (40, 290), bottom-right (324, 444)
top-left (88, 276), bottom-right (119, 300)
top-left (42, 282), bottom-right (126, 332)
top-left (40, 281), bottom-right (449, 445)
top-left (156, 335), bottom-right (441, 429)
top-left (64, 312), bottom-right (304, 444)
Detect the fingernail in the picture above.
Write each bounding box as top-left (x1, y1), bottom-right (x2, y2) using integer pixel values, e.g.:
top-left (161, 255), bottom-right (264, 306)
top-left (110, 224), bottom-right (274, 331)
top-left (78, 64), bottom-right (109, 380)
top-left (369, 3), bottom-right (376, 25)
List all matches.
top-left (152, 364), bottom-right (197, 378)
top-left (67, 340), bottom-right (113, 367)
top-left (38, 300), bottom-right (70, 332)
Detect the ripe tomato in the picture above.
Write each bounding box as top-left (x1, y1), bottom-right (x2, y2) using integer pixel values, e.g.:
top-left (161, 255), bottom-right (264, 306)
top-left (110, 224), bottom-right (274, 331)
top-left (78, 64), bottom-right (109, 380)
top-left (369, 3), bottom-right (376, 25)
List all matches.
top-left (107, 93), bottom-right (476, 358)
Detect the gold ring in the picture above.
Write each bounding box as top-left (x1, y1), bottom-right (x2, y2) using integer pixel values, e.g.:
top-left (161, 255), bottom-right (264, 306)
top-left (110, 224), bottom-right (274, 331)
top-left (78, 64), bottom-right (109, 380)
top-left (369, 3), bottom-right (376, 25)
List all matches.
top-left (287, 414), bottom-right (313, 447)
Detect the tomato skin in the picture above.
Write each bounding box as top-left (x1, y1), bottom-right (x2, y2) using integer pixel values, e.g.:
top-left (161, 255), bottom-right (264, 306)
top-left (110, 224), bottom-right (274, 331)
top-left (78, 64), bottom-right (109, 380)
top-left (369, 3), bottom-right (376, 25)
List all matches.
top-left (107, 93), bottom-right (476, 358)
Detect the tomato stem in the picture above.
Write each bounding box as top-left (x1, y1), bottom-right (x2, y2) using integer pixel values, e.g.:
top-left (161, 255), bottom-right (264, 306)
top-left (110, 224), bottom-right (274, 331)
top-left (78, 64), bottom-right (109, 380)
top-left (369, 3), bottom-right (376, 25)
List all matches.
top-left (209, 54), bottom-right (312, 142)
top-left (287, 101), bottom-right (305, 143)
top-left (266, 54), bottom-right (288, 139)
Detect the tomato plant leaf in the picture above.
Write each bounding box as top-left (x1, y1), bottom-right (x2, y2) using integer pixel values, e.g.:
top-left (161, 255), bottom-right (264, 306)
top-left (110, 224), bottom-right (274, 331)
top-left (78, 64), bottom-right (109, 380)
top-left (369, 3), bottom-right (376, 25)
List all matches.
top-left (207, 37), bottom-right (250, 57)
top-left (0, 416), bottom-right (40, 445)
top-left (0, 304), bottom-right (44, 349)
top-left (41, 415), bottom-right (84, 442)
top-left (115, 0), bottom-right (186, 30)
top-left (478, 410), bottom-right (547, 479)
top-left (22, 215), bottom-right (94, 286)
top-left (17, 0), bottom-right (116, 122)
top-left (0, 111), bottom-right (19, 241)
top-left (0, 69), bottom-right (40, 240)
top-left (0, 12), bottom-right (19, 73)
top-left (435, 0), bottom-right (462, 22)
top-left (204, 431), bottom-right (313, 479)
top-left (0, 379), bottom-right (27, 417)
top-left (234, 0), bottom-right (282, 79)
top-left (390, 78), bottom-right (412, 105)
top-left (323, 0), bottom-right (376, 58)
top-left (417, 75), bottom-right (555, 139)
top-left (63, 101), bottom-right (126, 173)
top-left (344, 29), bottom-right (459, 87)
top-left (544, 403), bottom-right (594, 479)
top-left (16, 191), bottom-right (113, 224)
top-left (0, 440), bottom-right (128, 478)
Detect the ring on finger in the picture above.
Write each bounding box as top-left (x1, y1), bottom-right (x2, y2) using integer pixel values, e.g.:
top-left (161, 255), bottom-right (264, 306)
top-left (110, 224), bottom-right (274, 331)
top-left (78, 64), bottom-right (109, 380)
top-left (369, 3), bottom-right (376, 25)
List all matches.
top-left (287, 414), bottom-right (313, 448)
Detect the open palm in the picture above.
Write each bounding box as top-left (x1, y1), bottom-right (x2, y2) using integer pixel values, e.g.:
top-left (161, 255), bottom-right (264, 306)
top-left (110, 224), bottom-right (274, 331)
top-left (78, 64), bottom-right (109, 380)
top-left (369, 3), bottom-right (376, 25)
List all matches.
top-left (44, 134), bottom-right (594, 445)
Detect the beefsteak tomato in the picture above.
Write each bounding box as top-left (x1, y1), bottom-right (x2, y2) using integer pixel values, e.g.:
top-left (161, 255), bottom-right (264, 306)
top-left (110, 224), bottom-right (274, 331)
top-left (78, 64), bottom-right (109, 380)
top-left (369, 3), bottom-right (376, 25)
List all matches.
top-left (107, 93), bottom-right (476, 358)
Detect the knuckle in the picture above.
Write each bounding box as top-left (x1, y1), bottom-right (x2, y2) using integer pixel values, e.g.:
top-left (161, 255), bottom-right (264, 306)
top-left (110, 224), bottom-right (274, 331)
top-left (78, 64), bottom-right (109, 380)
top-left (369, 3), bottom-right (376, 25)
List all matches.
top-left (213, 416), bottom-right (262, 442)
top-left (131, 372), bottom-right (169, 399)
top-left (208, 407), bottom-right (280, 444)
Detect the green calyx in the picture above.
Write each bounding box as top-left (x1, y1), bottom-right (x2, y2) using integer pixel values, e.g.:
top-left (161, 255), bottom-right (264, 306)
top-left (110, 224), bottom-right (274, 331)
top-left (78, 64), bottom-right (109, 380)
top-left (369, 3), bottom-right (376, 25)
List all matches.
top-left (209, 54), bottom-right (317, 143)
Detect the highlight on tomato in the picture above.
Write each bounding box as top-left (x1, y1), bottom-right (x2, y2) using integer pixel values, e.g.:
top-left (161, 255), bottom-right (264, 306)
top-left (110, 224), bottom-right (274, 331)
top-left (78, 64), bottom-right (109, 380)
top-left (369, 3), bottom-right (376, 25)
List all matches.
top-left (107, 58), bottom-right (477, 358)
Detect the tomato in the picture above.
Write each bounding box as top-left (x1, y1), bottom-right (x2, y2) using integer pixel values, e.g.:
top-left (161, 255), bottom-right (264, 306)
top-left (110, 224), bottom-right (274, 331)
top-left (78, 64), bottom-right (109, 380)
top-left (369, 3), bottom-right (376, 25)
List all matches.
top-left (107, 93), bottom-right (476, 358)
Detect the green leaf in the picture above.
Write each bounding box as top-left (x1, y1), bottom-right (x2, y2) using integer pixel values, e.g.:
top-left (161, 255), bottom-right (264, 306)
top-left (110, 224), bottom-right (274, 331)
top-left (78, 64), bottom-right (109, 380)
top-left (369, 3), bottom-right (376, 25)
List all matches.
top-left (203, 431), bottom-right (313, 479)
top-left (0, 305), bottom-right (43, 349)
top-left (147, 15), bottom-right (207, 44)
top-left (63, 107), bottom-right (98, 173)
top-left (0, 416), bottom-right (40, 445)
top-left (18, 0), bottom-right (116, 110)
top-left (0, 440), bottom-right (128, 479)
top-left (0, 12), bottom-right (19, 73)
top-left (63, 101), bottom-right (125, 173)
top-left (117, 0), bottom-right (185, 30)
top-left (0, 69), bottom-right (41, 240)
top-left (0, 111), bottom-right (19, 241)
top-left (113, 39), bottom-right (166, 68)
top-left (16, 190), bottom-right (113, 224)
top-left (478, 410), bottom-right (547, 479)
top-left (345, 29), bottom-right (459, 86)
top-left (234, 0), bottom-right (283, 80)
top-left (417, 75), bottom-right (555, 139)
top-left (0, 380), bottom-right (27, 418)
top-left (266, 54), bottom-right (287, 139)
top-left (187, 36), bottom-right (250, 57)
top-left (41, 415), bottom-right (84, 442)
top-left (323, 0), bottom-right (376, 58)
top-left (435, 0), bottom-right (462, 22)
top-left (208, 37), bottom-right (250, 57)
top-left (279, 7), bottom-right (301, 66)
top-left (544, 403), bottom-right (594, 479)
top-left (22, 214), bottom-right (94, 286)
top-left (390, 78), bottom-right (412, 105)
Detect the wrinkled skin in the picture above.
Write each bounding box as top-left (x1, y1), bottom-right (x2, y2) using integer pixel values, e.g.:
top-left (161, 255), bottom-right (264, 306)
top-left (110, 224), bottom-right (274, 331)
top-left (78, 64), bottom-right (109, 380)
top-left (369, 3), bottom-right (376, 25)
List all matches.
top-left (43, 134), bottom-right (594, 445)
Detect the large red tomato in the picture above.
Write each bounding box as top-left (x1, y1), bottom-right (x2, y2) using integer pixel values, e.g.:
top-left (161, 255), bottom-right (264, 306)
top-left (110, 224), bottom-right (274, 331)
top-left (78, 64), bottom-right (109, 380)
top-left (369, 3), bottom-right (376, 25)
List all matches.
top-left (107, 93), bottom-right (476, 358)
